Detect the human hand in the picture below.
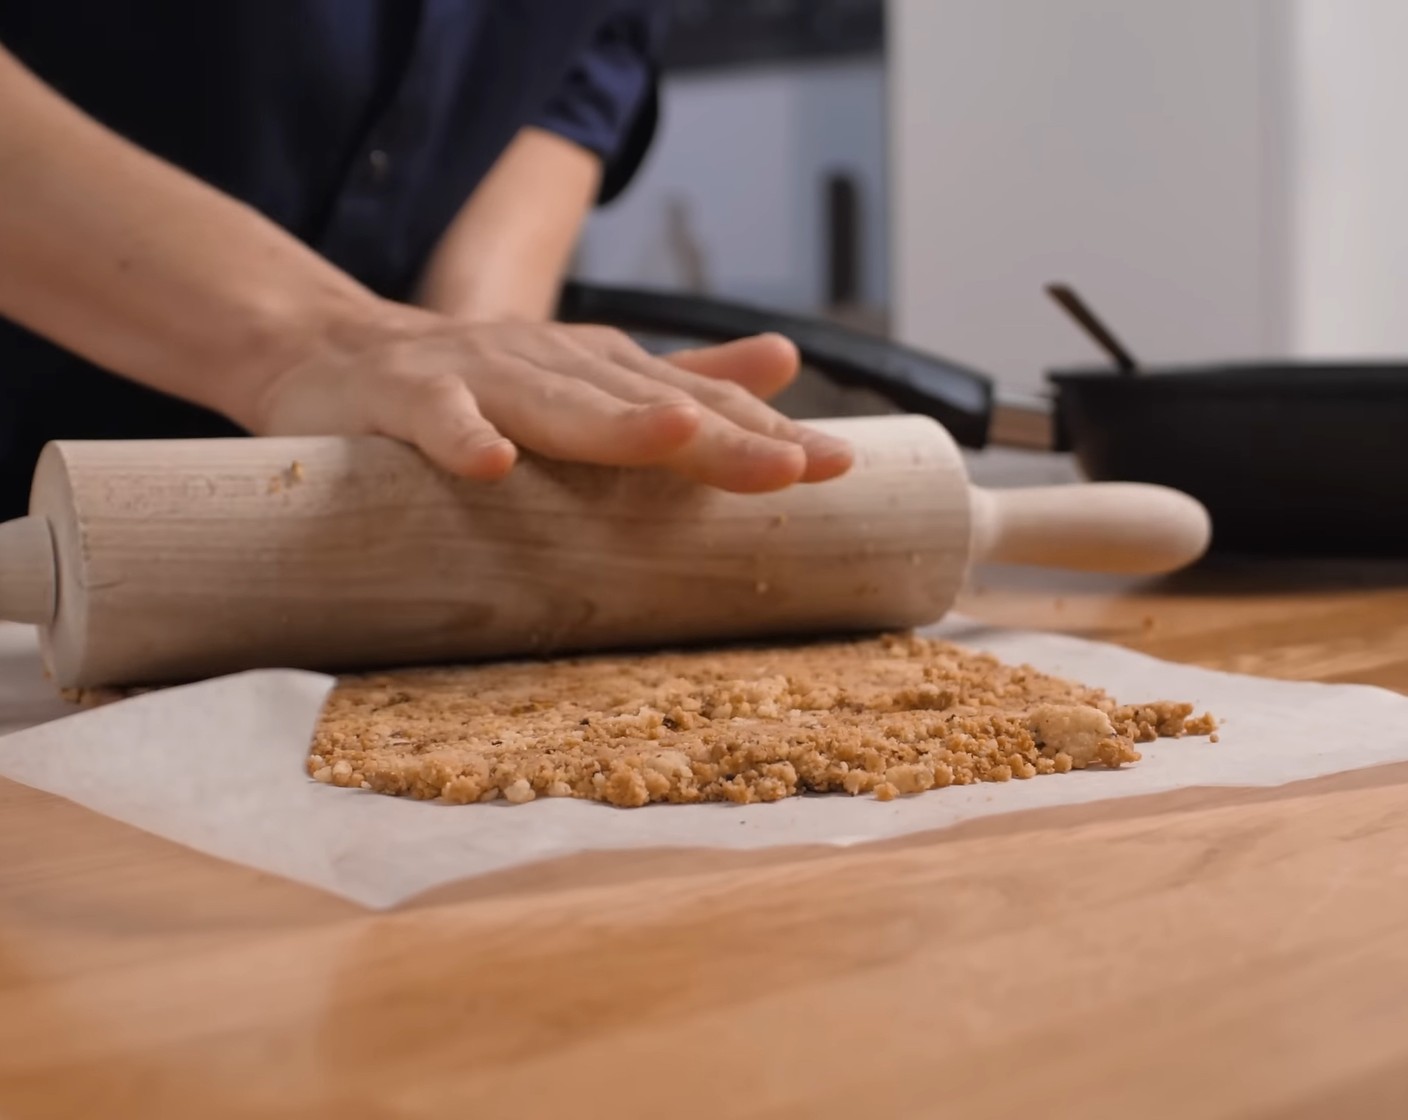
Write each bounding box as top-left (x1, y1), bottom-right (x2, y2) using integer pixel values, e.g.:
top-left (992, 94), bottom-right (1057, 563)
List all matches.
top-left (245, 310), bottom-right (854, 493)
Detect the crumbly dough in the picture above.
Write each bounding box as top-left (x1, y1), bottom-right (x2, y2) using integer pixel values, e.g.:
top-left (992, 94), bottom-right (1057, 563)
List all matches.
top-left (302, 633), bottom-right (1217, 808)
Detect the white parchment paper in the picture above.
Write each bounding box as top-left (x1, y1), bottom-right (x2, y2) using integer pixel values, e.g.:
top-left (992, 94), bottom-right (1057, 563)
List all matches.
top-left (2, 619), bottom-right (1405, 909)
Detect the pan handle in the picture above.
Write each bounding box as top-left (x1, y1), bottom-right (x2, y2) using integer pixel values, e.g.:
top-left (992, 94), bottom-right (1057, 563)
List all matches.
top-left (557, 281), bottom-right (999, 449)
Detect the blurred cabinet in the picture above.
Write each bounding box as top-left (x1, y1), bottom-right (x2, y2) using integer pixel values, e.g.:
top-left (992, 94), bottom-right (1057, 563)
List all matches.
top-left (663, 0), bottom-right (882, 71)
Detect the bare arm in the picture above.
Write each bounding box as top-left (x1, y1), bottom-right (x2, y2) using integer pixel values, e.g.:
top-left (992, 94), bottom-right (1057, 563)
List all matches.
top-left (0, 47), bottom-right (851, 492)
top-left (415, 127), bottom-right (600, 323)
top-left (0, 43), bottom-right (399, 430)
top-left (412, 128), bottom-right (832, 438)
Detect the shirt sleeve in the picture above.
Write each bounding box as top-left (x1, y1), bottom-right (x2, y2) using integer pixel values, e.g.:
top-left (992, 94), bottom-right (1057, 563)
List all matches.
top-left (531, 3), bottom-right (670, 204)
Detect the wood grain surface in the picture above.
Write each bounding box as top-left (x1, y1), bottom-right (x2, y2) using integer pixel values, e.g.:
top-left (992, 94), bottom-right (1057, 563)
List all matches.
top-left (1, 554), bottom-right (1406, 1119)
top-left (19, 420), bottom-right (972, 688)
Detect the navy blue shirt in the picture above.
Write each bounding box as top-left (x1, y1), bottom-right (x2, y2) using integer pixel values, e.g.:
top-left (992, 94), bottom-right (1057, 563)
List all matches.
top-left (0, 0), bottom-right (669, 517)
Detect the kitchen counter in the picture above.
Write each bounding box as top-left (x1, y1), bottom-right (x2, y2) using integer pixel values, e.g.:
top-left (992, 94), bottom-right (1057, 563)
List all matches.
top-left (1, 557), bottom-right (1406, 1118)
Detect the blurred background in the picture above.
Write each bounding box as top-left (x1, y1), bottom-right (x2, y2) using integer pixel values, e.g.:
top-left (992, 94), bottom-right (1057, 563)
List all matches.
top-left (572, 0), bottom-right (1408, 419)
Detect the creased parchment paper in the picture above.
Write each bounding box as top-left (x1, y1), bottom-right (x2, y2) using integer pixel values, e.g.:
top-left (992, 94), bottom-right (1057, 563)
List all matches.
top-left (2, 619), bottom-right (1406, 909)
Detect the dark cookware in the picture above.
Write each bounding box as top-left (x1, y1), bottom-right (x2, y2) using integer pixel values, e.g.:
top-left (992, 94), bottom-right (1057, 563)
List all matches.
top-left (559, 281), bottom-right (1408, 556)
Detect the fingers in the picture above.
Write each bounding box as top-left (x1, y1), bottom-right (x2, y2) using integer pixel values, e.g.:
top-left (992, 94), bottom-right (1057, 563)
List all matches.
top-left (660, 402), bottom-right (849, 491)
top-left (250, 350), bottom-right (519, 481)
top-left (665, 414), bottom-right (810, 493)
top-left (664, 333), bottom-right (801, 400)
top-left (265, 320), bottom-right (856, 494)
top-left (471, 361), bottom-right (705, 467)
top-left (600, 339), bottom-right (854, 486)
top-left (381, 375), bottom-right (517, 480)
top-left (686, 384), bottom-right (853, 486)
top-left (529, 330), bottom-right (826, 491)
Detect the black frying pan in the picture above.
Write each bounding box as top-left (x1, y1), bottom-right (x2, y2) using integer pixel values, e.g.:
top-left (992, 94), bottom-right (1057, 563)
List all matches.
top-left (559, 281), bottom-right (1408, 557)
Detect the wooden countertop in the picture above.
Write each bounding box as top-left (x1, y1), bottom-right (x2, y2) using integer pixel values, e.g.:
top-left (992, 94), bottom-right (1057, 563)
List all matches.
top-left (2, 556), bottom-right (1407, 1119)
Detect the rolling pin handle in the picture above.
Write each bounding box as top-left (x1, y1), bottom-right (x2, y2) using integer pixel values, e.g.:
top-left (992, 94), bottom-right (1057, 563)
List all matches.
top-left (969, 483), bottom-right (1212, 575)
top-left (0, 515), bottom-right (58, 626)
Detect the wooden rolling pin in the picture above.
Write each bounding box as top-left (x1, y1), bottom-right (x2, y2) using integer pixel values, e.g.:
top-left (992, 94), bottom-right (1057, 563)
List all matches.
top-left (0, 415), bottom-right (1210, 689)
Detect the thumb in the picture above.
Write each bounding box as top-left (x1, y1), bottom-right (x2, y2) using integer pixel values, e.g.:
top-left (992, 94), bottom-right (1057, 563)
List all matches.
top-left (664, 333), bottom-right (800, 400)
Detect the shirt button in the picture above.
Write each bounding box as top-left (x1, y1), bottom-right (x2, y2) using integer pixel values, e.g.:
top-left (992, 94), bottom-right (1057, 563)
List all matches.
top-left (367, 149), bottom-right (391, 183)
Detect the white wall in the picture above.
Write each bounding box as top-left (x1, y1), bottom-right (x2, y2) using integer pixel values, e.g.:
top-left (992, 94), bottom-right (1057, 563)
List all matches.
top-left (889, 0), bottom-right (1408, 391)
top-left (888, 0), bottom-right (1281, 395)
top-left (1290, 0), bottom-right (1408, 356)
top-left (577, 58), bottom-right (888, 314)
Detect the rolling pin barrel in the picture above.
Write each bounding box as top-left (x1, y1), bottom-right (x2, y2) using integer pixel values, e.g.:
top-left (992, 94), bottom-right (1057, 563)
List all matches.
top-left (15, 416), bottom-right (974, 689)
top-left (1, 414), bottom-right (1210, 690)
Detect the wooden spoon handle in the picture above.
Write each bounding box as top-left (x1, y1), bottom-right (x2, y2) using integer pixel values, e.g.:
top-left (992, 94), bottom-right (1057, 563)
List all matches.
top-left (0, 515), bottom-right (57, 625)
top-left (969, 484), bottom-right (1211, 574)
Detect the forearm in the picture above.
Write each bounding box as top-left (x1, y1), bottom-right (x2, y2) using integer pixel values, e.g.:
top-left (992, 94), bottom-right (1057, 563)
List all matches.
top-left (0, 45), bottom-right (400, 429)
top-left (0, 50), bottom-right (843, 493)
top-left (415, 127), bottom-right (601, 323)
